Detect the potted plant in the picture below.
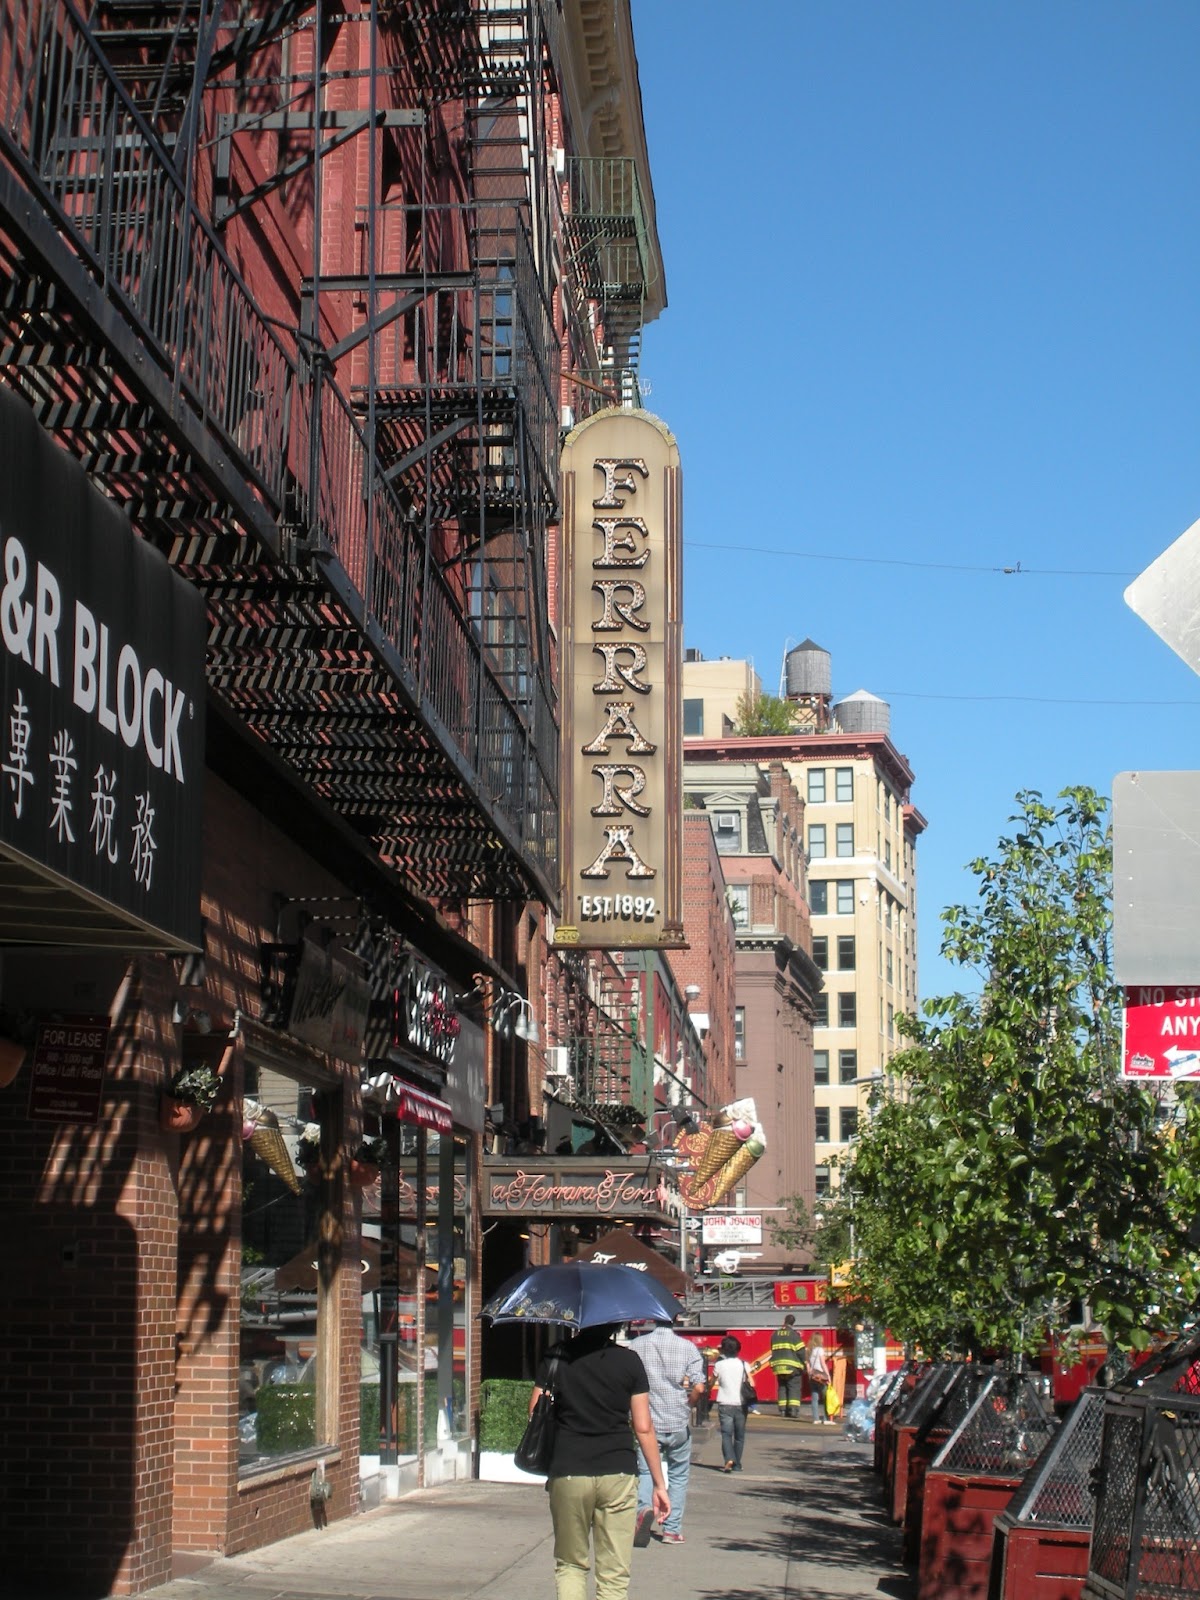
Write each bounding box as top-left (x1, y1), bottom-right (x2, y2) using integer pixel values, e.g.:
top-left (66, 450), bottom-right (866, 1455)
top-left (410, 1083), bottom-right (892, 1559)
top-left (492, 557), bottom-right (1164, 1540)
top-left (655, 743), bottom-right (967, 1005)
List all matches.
top-left (160, 1060), bottom-right (222, 1133)
top-left (348, 1135), bottom-right (386, 1186)
top-left (295, 1122), bottom-right (323, 1178)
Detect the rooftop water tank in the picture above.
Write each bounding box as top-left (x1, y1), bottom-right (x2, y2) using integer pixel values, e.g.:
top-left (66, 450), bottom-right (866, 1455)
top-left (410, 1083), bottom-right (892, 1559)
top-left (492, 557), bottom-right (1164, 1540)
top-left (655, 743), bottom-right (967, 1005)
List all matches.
top-left (784, 638), bottom-right (831, 699)
top-left (832, 689), bottom-right (890, 735)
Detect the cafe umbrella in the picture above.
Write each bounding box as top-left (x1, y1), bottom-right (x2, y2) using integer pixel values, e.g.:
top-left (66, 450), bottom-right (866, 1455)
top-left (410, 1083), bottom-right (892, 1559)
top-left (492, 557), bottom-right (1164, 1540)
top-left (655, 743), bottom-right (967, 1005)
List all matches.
top-left (481, 1261), bottom-right (682, 1328)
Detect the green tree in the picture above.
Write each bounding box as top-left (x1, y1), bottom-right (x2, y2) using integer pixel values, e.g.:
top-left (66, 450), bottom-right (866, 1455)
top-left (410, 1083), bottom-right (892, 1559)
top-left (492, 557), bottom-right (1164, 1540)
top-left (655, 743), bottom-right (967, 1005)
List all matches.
top-left (734, 690), bottom-right (795, 735)
top-left (769, 1193), bottom-right (853, 1265)
top-left (839, 786), bottom-right (1200, 1358)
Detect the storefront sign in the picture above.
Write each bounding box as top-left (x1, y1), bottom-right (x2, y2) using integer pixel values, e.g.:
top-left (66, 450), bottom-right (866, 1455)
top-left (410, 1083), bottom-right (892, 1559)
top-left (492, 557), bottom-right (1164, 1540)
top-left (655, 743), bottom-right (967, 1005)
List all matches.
top-left (556, 410), bottom-right (684, 949)
top-left (388, 953), bottom-right (459, 1070)
top-left (1122, 984), bottom-right (1200, 1079)
top-left (27, 1017), bottom-right (110, 1123)
top-left (774, 1278), bottom-right (830, 1308)
top-left (285, 936), bottom-right (371, 1060)
top-left (0, 387), bottom-right (205, 949)
top-left (702, 1212), bottom-right (763, 1246)
top-left (483, 1157), bottom-right (676, 1219)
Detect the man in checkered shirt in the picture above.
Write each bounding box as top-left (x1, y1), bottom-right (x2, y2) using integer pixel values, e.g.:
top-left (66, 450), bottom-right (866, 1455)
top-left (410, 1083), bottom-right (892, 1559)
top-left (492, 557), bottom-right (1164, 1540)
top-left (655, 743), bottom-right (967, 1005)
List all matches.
top-left (628, 1316), bottom-right (707, 1546)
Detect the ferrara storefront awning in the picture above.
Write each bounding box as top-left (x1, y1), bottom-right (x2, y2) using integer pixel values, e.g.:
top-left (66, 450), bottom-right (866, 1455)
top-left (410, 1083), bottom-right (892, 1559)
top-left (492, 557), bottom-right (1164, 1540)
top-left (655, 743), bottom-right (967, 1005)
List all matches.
top-left (0, 388), bottom-right (205, 950)
top-left (483, 1156), bottom-right (681, 1225)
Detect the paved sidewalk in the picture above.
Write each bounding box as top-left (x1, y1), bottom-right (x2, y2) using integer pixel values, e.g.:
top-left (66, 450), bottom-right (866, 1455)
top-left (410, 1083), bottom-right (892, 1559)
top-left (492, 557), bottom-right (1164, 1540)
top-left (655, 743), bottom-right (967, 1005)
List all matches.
top-left (129, 1415), bottom-right (911, 1600)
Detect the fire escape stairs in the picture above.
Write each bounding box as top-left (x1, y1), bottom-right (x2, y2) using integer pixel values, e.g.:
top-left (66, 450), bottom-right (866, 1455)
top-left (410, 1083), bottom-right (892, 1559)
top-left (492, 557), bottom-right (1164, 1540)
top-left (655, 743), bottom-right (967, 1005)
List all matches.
top-left (0, 0), bottom-right (558, 906)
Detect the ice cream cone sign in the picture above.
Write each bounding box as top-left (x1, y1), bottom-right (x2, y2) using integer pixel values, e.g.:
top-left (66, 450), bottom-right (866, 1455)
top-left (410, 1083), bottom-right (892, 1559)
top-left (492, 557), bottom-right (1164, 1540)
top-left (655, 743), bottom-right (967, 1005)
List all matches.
top-left (675, 1098), bottom-right (765, 1212)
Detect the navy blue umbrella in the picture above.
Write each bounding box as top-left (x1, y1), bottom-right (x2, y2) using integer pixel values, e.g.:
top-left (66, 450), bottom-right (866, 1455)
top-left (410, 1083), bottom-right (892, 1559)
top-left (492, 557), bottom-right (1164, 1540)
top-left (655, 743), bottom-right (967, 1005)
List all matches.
top-left (481, 1261), bottom-right (682, 1328)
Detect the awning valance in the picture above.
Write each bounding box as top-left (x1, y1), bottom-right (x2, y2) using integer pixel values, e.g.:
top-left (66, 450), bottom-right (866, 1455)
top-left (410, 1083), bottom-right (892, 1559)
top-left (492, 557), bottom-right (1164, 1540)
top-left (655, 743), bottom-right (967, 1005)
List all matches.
top-left (363, 1070), bottom-right (453, 1133)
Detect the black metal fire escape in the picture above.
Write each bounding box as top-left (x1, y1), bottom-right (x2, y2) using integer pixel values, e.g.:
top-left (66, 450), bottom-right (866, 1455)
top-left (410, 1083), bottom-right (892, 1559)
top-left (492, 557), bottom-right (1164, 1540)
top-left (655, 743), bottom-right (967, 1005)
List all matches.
top-left (0, 0), bottom-right (560, 910)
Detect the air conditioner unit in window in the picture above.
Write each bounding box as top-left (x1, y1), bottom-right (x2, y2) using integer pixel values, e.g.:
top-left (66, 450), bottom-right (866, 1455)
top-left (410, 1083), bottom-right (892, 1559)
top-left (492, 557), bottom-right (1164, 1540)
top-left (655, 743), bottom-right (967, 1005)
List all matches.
top-left (715, 812), bottom-right (738, 831)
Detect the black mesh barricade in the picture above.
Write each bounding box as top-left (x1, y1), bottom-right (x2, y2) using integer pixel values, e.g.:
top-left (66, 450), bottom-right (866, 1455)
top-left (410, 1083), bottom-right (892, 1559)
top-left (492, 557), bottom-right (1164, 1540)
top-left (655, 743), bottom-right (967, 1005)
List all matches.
top-left (890, 1364), bottom-right (963, 1523)
top-left (1084, 1324), bottom-right (1200, 1600)
top-left (915, 1373), bottom-right (1057, 1600)
top-left (875, 1362), bottom-right (918, 1476)
top-left (989, 1388), bottom-right (1106, 1600)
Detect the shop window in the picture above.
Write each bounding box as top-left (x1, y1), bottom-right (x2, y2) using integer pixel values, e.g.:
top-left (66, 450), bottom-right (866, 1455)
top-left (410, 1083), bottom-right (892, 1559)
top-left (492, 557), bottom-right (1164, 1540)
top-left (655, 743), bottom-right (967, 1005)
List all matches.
top-left (239, 1064), bottom-right (335, 1473)
top-left (813, 1049), bottom-right (829, 1086)
top-left (807, 768), bottom-right (826, 804)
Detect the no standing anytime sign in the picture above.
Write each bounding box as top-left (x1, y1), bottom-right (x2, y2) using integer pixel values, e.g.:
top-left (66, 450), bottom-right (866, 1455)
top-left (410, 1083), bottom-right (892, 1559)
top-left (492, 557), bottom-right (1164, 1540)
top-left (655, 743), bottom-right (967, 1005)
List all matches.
top-left (1122, 985), bottom-right (1200, 1080)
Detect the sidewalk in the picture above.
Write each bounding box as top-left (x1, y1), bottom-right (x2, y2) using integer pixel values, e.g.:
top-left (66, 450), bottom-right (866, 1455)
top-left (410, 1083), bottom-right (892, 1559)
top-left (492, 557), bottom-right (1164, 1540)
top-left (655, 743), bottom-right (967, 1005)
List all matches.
top-left (126, 1414), bottom-right (911, 1600)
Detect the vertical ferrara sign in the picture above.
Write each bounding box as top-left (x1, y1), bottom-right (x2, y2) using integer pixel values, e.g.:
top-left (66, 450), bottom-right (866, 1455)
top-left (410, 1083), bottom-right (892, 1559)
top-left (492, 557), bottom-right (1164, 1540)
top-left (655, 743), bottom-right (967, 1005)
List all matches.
top-left (556, 410), bottom-right (684, 950)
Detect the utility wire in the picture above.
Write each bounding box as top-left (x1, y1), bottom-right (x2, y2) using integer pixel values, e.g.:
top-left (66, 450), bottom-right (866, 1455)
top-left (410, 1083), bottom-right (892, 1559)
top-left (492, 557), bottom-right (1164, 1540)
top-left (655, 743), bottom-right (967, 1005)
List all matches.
top-left (686, 541), bottom-right (1135, 578)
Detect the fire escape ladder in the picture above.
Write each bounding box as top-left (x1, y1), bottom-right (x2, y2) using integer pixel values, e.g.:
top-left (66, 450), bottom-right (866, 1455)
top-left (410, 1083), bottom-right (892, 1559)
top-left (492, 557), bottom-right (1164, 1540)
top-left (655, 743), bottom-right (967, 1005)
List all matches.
top-left (563, 155), bottom-right (650, 408)
top-left (0, 0), bottom-right (561, 904)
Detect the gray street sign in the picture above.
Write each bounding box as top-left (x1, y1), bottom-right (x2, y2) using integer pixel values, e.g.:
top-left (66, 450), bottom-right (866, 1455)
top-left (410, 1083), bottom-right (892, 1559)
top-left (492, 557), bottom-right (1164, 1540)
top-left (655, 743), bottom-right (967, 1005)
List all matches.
top-left (1113, 770), bottom-right (1200, 984)
top-left (1125, 516), bottom-right (1200, 674)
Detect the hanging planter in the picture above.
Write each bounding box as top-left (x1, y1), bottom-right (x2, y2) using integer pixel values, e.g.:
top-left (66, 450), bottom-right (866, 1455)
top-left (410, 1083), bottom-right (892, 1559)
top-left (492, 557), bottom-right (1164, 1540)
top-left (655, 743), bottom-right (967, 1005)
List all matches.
top-left (159, 1093), bottom-right (204, 1134)
top-left (0, 1037), bottom-right (27, 1088)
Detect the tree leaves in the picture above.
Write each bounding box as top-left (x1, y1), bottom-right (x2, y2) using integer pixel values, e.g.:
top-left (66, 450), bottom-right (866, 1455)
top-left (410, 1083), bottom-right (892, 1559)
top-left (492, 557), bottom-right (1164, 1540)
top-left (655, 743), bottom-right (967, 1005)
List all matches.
top-left (838, 787), bottom-right (1200, 1357)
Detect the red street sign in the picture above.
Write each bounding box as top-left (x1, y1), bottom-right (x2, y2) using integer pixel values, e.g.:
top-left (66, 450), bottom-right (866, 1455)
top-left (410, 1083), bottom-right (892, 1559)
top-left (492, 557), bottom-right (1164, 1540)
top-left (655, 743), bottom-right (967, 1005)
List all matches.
top-left (1122, 985), bottom-right (1200, 1080)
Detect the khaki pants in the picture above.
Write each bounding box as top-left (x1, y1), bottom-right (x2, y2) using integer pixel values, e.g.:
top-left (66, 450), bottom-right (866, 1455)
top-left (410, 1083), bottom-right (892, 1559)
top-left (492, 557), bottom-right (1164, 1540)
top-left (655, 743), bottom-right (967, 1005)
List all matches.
top-left (548, 1472), bottom-right (638, 1600)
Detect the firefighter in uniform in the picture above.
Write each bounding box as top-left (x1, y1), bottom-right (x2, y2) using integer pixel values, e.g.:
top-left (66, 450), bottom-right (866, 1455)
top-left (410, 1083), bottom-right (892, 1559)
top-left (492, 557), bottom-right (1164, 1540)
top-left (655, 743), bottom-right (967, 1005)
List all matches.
top-left (769, 1313), bottom-right (806, 1418)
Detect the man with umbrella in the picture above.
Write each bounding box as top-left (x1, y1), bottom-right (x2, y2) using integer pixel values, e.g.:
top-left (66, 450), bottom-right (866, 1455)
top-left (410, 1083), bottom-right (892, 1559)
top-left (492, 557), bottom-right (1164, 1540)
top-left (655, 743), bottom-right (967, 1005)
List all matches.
top-left (484, 1263), bottom-right (675, 1600)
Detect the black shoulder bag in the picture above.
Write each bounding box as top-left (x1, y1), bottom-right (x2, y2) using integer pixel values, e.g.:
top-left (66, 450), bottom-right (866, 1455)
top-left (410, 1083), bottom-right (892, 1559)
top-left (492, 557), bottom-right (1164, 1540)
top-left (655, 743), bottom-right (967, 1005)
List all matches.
top-left (740, 1361), bottom-right (758, 1413)
top-left (515, 1355), bottom-right (561, 1474)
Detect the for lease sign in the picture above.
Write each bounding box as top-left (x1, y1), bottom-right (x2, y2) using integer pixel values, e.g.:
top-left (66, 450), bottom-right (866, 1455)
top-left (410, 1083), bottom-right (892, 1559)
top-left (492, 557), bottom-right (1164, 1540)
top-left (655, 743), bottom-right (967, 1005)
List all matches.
top-left (1121, 985), bottom-right (1200, 1079)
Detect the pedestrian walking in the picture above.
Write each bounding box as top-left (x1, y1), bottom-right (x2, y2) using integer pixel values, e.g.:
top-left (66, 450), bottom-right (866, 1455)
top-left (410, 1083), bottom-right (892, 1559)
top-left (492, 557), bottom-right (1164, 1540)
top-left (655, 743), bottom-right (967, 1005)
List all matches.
top-left (806, 1335), bottom-right (833, 1424)
top-left (529, 1323), bottom-right (670, 1600)
top-left (712, 1333), bottom-right (750, 1472)
top-left (627, 1316), bottom-right (707, 1547)
top-left (769, 1313), bottom-right (806, 1418)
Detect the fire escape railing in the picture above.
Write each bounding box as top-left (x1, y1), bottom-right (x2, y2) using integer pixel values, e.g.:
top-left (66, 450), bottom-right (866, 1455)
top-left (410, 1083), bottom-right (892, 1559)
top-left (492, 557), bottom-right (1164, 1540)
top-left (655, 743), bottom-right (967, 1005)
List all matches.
top-left (0, 0), bottom-right (557, 882)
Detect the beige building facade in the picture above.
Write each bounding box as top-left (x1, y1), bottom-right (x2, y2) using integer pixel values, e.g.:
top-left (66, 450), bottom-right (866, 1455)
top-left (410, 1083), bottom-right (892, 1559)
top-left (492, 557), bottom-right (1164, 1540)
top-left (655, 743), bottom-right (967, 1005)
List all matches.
top-left (683, 643), bottom-right (925, 1194)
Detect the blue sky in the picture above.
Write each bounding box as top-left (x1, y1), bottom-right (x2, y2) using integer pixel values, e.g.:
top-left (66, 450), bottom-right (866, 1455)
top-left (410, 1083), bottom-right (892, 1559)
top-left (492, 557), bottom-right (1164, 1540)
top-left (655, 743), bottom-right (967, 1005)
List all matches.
top-left (631, 1), bottom-right (1200, 1000)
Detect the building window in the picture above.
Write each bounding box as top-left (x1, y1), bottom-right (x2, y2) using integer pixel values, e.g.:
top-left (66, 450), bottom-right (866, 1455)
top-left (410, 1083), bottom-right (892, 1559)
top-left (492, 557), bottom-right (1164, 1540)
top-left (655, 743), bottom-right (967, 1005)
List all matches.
top-left (836, 823), bottom-right (854, 857)
top-left (807, 768), bottom-right (826, 804)
top-left (808, 824), bottom-right (827, 859)
top-left (884, 788), bottom-right (892, 821)
top-left (838, 992), bottom-right (857, 1027)
top-left (835, 880), bottom-right (854, 915)
top-left (713, 811), bottom-right (740, 851)
top-left (840, 1106), bottom-right (859, 1142)
top-left (886, 947), bottom-right (894, 984)
top-left (888, 1003), bottom-right (895, 1039)
top-left (815, 1165), bottom-right (831, 1197)
top-left (885, 897), bottom-right (893, 930)
top-left (734, 1006), bottom-right (745, 1062)
top-left (837, 935), bottom-right (856, 971)
top-left (885, 839), bottom-right (892, 870)
top-left (835, 767), bottom-right (853, 802)
top-left (683, 698), bottom-right (704, 736)
top-left (810, 880), bottom-right (828, 915)
top-left (838, 1049), bottom-right (858, 1084)
top-left (726, 884), bottom-right (749, 927)
top-left (814, 1049), bottom-right (829, 1085)
top-left (814, 992), bottom-right (828, 1027)
top-left (815, 1106), bottom-right (830, 1142)
top-left (812, 936), bottom-right (828, 970)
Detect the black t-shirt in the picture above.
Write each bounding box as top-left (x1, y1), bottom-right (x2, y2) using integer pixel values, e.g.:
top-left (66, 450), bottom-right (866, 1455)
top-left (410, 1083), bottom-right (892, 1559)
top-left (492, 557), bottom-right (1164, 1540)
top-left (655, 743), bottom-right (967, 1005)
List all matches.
top-left (535, 1336), bottom-right (649, 1478)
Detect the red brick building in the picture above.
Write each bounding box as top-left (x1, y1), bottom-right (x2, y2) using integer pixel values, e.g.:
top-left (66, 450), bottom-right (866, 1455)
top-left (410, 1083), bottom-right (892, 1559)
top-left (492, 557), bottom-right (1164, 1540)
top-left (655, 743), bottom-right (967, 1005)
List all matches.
top-left (0, 2), bottom-right (666, 1592)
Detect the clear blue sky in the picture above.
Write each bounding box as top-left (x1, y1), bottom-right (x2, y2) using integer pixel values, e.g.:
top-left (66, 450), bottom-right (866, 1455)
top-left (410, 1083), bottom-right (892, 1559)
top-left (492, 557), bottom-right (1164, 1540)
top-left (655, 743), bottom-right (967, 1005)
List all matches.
top-left (631, 1), bottom-right (1200, 1001)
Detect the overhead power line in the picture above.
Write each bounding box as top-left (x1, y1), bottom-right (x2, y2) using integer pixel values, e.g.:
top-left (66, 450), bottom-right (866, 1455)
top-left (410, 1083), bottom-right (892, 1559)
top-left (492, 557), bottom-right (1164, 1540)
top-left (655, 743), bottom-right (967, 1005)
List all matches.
top-left (686, 541), bottom-right (1135, 579)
